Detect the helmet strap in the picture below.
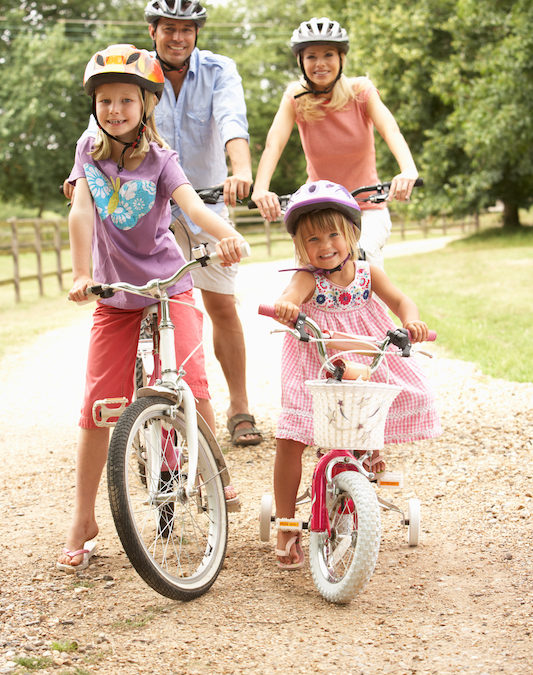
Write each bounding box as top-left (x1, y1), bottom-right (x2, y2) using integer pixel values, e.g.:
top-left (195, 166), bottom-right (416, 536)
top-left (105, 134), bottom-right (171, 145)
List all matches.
top-left (91, 93), bottom-right (149, 172)
top-left (294, 51), bottom-right (343, 99)
top-left (152, 24), bottom-right (199, 73)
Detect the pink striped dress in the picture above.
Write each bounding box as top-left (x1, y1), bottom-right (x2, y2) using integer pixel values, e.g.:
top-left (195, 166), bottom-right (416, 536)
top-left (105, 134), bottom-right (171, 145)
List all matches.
top-left (277, 262), bottom-right (442, 446)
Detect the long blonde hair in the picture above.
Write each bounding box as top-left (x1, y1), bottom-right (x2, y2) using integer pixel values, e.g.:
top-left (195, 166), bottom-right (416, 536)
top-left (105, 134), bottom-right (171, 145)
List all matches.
top-left (91, 87), bottom-right (168, 161)
top-left (292, 209), bottom-right (361, 266)
top-left (288, 72), bottom-right (373, 123)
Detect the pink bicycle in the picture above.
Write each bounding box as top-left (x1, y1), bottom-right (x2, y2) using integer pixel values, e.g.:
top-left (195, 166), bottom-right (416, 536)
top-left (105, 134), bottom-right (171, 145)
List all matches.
top-left (258, 305), bottom-right (435, 603)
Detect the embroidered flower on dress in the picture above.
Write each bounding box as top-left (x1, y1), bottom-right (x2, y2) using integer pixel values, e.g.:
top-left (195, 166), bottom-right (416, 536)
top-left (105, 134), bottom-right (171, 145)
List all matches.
top-left (316, 294), bottom-right (326, 304)
top-left (339, 292), bottom-right (351, 305)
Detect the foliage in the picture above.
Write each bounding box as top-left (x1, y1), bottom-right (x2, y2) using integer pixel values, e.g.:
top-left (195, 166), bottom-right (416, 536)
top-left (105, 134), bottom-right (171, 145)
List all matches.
top-left (1, 0), bottom-right (532, 224)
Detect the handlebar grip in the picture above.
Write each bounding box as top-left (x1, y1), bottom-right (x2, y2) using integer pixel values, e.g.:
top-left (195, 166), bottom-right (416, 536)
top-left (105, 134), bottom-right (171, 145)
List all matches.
top-left (414, 177), bottom-right (424, 187)
top-left (408, 328), bottom-right (436, 341)
top-left (258, 303), bottom-right (277, 319)
top-left (247, 199), bottom-right (257, 210)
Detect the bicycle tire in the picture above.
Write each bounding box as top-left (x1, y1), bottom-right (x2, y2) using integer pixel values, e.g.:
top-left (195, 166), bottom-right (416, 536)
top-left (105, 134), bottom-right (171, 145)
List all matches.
top-left (309, 471), bottom-right (380, 604)
top-left (107, 396), bottom-right (228, 600)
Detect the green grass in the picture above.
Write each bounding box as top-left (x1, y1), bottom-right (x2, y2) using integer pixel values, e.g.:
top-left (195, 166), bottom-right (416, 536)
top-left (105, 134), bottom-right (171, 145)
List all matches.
top-left (385, 226), bottom-right (533, 382)
top-left (0, 225), bottom-right (531, 382)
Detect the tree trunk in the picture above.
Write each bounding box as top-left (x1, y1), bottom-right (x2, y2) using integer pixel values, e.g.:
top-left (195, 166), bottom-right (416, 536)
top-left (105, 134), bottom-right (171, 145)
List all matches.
top-left (502, 201), bottom-right (521, 229)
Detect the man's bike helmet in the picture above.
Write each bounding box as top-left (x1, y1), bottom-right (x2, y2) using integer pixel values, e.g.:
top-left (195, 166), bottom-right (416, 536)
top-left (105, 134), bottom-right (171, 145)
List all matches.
top-left (284, 180), bottom-right (361, 236)
top-left (144, 0), bottom-right (207, 27)
top-left (290, 17), bottom-right (349, 56)
top-left (83, 43), bottom-right (165, 99)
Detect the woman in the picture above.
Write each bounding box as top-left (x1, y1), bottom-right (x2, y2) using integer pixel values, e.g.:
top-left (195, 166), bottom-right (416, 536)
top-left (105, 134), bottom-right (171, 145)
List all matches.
top-left (251, 17), bottom-right (419, 268)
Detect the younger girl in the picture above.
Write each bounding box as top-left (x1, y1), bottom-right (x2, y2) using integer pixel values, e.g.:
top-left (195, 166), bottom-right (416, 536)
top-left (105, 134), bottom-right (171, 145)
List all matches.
top-left (57, 44), bottom-right (247, 572)
top-left (252, 17), bottom-right (419, 269)
top-left (271, 180), bottom-right (441, 569)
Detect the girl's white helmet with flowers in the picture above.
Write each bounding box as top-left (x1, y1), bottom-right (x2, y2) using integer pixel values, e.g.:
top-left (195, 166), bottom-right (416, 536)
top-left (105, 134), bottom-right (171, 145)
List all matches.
top-left (290, 17), bottom-right (349, 56)
top-left (284, 180), bottom-right (361, 236)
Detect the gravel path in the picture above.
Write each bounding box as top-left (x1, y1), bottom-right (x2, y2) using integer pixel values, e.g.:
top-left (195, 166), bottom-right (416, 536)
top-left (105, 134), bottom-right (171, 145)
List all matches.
top-left (0, 244), bottom-right (531, 674)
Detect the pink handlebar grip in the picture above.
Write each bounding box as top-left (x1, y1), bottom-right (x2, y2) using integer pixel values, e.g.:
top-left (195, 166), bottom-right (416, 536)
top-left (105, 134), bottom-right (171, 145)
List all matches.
top-left (258, 304), bottom-right (278, 319)
top-left (408, 329), bottom-right (437, 341)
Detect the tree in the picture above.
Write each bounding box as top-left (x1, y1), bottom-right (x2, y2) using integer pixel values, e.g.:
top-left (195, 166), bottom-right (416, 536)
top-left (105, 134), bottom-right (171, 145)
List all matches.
top-left (0, 24), bottom-right (94, 214)
top-left (433, 0), bottom-right (533, 227)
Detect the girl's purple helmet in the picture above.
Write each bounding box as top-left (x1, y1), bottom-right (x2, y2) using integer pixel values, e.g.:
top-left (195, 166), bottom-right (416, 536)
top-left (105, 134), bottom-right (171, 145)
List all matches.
top-left (284, 180), bottom-right (361, 235)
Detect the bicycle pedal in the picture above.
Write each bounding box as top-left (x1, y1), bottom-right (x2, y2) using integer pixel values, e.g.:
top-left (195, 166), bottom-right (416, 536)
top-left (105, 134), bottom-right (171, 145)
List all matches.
top-left (92, 397), bottom-right (129, 427)
top-left (377, 471), bottom-right (404, 489)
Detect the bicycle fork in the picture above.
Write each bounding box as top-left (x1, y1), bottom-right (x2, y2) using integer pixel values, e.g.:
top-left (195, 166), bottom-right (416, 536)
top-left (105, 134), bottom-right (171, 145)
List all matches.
top-left (310, 449), bottom-right (364, 533)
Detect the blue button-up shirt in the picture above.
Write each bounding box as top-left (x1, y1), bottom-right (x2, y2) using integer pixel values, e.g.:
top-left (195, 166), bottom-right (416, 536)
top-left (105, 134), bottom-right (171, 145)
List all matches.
top-left (156, 48), bottom-right (249, 232)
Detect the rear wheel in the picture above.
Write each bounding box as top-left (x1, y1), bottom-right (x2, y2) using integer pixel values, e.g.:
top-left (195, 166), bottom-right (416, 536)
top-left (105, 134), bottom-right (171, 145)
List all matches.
top-left (309, 471), bottom-right (380, 604)
top-left (107, 396), bottom-right (228, 600)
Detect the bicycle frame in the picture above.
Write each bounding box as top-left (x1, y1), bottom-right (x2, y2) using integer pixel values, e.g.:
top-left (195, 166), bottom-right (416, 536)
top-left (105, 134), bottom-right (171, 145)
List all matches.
top-left (90, 242), bottom-right (250, 499)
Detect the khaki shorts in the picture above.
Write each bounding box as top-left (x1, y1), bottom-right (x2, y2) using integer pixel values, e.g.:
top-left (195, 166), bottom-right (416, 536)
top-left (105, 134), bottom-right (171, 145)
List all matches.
top-left (172, 209), bottom-right (238, 295)
top-left (359, 207), bottom-right (392, 270)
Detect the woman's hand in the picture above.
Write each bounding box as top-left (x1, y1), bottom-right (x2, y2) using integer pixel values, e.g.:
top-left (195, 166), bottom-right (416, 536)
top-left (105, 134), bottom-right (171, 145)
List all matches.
top-left (215, 236), bottom-right (247, 266)
top-left (273, 300), bottom-right (300, 325)
top-left (388, 172), bottom-right (419, 202)
top-left (68, 275), bottom-right (94, 303)
top-left (251, 188), bottom-right (282, 222)
top-left (403, 320), bottom-right (429, 343)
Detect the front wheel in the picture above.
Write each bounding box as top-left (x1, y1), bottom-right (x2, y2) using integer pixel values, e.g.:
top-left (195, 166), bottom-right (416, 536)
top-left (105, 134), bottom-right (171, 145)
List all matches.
top-left (309, 471), bottom-right (380, 604)
top-left (107, 396), bottom-right (228, 600)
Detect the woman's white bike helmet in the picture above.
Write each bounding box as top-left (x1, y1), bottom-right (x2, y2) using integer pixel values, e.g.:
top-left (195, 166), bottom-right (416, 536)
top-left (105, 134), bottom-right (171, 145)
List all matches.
top-left (290, 17), bottom-right (349, 56)
top-left (144, 0), bottom-right (207, 27)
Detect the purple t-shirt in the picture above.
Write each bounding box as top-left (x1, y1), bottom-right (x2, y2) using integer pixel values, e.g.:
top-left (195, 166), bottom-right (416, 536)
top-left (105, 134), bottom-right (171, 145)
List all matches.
top-left (69, 138), bottom-right (192, 309)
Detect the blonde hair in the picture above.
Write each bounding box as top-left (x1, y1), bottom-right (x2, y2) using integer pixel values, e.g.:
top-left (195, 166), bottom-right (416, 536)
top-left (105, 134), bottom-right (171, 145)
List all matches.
top-left (292, 209), bottom-right (361, 266)
top-left (91, 87), bottom-right (168, 161)
top-left (287, 72), bottom-right (373, 123)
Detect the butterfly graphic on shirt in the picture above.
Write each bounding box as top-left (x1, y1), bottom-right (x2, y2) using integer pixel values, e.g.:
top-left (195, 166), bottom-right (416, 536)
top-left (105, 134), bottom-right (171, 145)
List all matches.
top-left (84, 164), bottom-right (156, 231)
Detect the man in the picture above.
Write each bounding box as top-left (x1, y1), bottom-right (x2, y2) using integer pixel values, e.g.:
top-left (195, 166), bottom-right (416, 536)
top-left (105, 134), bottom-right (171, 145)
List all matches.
top-left (66, 0), bottom-right (262, 446)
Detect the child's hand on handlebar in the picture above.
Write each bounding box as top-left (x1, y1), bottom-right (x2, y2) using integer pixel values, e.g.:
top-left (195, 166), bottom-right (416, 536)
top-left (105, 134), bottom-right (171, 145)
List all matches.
top-left (403, 320), bottom-right (429, 343)
top-left (215, 236), bottom-right (248, 266)
top-left (273, 300), bottom-right (300, 325)
top-left (68, 275), bottom-right (95, 303)
top-left (388, 172), bottom-right (419, 202)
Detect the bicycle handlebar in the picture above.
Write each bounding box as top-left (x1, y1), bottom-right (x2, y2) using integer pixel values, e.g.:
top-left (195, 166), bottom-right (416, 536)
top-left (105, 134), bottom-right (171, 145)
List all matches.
top-left (247, 178), bottom-right (424, 211)
top-left (85, 242), bottom-right (251, 302)
top-left (258, 303), bottom-right (436, 348)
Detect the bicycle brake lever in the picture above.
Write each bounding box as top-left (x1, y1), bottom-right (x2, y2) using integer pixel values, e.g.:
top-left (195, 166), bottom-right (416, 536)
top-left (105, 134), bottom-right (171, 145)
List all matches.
top-left (294, 312), bottom-right (310, 342)
top-left (387, 327), bottom-right (411, 356)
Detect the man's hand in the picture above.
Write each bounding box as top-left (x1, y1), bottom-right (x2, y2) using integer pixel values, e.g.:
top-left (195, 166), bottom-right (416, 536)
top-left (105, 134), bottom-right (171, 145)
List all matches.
top-left (223, 174), bottom-right (252, 207)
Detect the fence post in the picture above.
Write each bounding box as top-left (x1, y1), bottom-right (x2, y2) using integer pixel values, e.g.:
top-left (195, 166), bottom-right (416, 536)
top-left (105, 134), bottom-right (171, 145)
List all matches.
top-left (33, 221), bottom-right (44, 296)
top-left (264, 218), bottom-right (271, 256)
top-left (9, 218), bottom-right (21, 303)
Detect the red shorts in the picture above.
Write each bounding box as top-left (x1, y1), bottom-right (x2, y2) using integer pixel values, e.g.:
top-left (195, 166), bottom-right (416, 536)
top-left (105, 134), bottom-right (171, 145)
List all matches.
top-left (80, 289), bottom-right (209, 429)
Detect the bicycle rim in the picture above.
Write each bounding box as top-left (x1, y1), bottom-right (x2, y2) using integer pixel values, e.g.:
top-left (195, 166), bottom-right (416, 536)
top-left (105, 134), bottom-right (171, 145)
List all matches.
top-left (107, 396), bottom-right (228, 600)
top-left (309, 471), bottom-right (380, 604)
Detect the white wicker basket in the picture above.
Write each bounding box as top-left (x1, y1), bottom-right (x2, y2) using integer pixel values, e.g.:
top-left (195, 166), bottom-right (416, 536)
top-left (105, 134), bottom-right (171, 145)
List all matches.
top-left (306, 379), bottom-right (402, 450)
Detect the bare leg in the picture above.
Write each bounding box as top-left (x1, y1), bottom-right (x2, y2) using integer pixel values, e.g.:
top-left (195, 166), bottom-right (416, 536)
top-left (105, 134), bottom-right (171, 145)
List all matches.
top-left (201, 289), bottom-right (261, 444)
top-left (196, 397), bottom-right (215, 435)
top-left (274, 438), bottom-right (306, 565)
top-left (58, 427), bottom-right (109, 568)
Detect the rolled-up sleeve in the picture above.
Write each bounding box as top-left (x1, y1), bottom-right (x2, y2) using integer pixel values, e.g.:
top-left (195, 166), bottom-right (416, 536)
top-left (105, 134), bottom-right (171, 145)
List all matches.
top-left (212, 57), bottom-right (249, 146)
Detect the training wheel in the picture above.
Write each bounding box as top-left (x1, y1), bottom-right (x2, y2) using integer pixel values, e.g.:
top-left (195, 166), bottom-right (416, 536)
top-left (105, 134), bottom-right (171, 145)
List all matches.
top-left (407, 498), bottom-right (421, 546)
top-left (259, 493), bottom-right (273, 542)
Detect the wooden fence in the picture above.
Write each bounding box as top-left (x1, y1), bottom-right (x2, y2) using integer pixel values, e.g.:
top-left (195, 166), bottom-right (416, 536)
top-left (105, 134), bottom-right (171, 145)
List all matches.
top-left (0, 208), bottom-right (480, 303)
top-left (0, 218), bottom-right (70, 303)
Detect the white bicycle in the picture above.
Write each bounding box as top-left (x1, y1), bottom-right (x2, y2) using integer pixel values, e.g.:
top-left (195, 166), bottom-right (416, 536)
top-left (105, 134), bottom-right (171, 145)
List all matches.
top-left (88, 242), bottom-right (249, 600)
